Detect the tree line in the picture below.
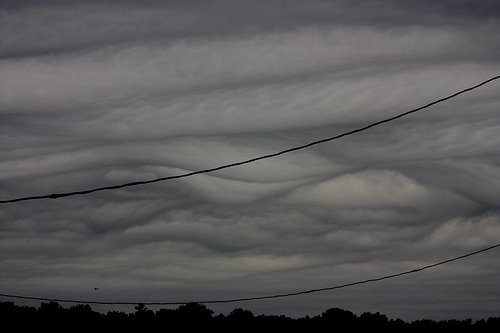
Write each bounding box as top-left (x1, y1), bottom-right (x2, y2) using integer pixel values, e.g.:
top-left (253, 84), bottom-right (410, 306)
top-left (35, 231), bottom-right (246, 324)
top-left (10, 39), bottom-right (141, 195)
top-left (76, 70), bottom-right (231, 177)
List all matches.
top-left (1, 301), bottom-right (499, 332)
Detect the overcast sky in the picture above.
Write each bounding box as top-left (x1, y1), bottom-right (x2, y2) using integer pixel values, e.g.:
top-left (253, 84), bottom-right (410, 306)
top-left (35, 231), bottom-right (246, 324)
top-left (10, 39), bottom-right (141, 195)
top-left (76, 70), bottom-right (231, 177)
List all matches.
top-left (1, 0), bottom-right (500, 320)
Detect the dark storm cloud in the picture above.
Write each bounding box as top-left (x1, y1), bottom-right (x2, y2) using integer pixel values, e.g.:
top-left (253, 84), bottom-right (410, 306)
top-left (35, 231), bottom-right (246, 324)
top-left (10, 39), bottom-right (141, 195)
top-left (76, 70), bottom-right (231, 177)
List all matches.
top-left (1, 0), bottom-right (500, 320)
top-left (1, 0), bottom-right (500, 60)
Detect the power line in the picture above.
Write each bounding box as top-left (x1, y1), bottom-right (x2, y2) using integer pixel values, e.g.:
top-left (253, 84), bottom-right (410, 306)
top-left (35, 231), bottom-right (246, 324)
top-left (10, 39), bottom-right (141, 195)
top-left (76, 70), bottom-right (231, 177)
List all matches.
top-left (1, 75), bottom-right (499, 204)
top-left (1, 242), bottom-right (499, 305)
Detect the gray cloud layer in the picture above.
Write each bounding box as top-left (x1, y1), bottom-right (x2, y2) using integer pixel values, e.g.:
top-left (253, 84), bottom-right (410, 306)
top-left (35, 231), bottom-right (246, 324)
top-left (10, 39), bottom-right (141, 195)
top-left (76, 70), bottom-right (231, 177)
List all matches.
top-left (1, 0), bottom-right (500, 320)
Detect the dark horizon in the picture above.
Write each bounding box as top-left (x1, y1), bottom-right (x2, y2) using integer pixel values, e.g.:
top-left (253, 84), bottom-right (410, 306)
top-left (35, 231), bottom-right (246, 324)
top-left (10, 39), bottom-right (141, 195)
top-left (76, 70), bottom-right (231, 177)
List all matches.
top-left (2, 300), bottom-right (500, 332)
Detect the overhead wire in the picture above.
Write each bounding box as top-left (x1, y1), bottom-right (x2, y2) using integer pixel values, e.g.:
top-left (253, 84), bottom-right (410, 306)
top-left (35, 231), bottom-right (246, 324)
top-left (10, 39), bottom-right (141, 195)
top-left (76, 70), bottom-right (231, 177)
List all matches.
top-left (1, 75), bottom-right (499, 204)
top-left (1, 242), bottom-right (499, 305)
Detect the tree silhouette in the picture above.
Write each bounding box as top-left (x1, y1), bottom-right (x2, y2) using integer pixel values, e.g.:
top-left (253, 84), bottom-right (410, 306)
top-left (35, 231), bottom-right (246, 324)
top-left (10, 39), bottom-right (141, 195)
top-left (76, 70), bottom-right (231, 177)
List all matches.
top-left (134, 303), bottom-right (154, 321)
top-left (38, 301), bottom-right (64, 315)
top-left (1, 300), bottom-right (500, 332)
top-left (175, 302), bottom-right (214, 321)
top-left (321, 307), bottom-right (356, 322)
top-left (228, 308), bottom-right (254, 321)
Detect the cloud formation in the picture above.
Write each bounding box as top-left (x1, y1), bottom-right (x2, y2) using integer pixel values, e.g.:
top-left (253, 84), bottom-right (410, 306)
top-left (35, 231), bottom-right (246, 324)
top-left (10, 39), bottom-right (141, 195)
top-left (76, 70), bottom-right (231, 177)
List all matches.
top-left (1, 0), bottom-right (500, 320)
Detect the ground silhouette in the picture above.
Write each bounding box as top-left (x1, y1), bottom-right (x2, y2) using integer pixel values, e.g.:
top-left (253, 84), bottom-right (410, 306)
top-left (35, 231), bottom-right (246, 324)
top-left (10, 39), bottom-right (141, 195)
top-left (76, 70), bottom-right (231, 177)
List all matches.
top-left (1, 301), bottom-right (499, 332)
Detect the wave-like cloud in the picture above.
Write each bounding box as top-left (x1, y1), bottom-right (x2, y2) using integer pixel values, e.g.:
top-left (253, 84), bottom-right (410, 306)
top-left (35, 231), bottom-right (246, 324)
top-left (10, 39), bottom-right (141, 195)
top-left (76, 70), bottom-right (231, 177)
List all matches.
top-left (1, 0), bottom-right (500, 320)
